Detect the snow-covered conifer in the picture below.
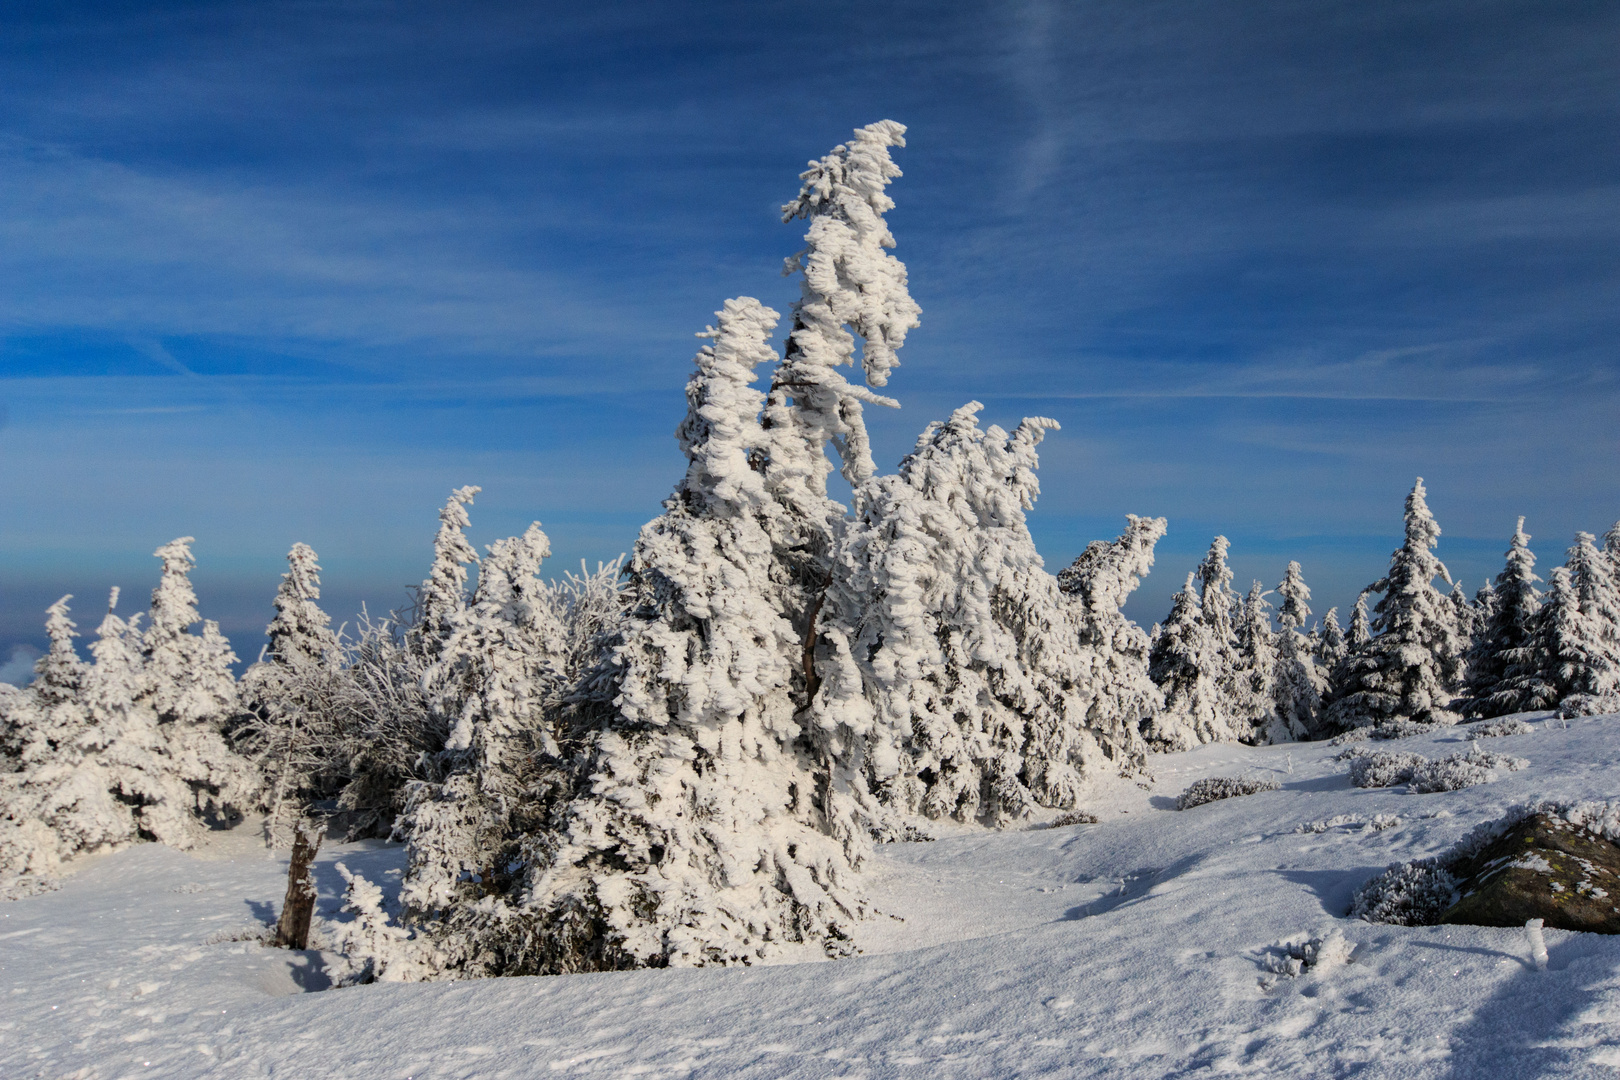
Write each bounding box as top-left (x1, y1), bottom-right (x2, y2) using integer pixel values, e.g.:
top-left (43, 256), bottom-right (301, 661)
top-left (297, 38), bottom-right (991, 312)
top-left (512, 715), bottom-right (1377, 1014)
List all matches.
top-left (1315, 607), bottom-right (1347, 673)
top-left (143, 539), bottom-right (239, 727)
top-left (417, 487), bottom-right (481, 650)
top-left (0, 598), bottom-right (103, 873)
top-left (472, 297), bottom-right (874, 975)
top-left (1461, 518), bottom-right (1541, 717)
top-left (819, 405), bottom-right (1149, 828)
top-left (1347, 593), bottom-right (1373, 652)
top-left (774, 120), bottom-right (920, 490)
top-left (239, 544), bottom-right (344, 843)
top-left (397, 522), bottom-right (566, 921)
top-left (1323, 479), bottom-right (1467, 729)
top-left (1232, 582), bottom-right (1279, 738)
top-left (1270, 563), bottom-right (1327, 741)
top-left (1056, 514), bottom-right (1167, 752)
top-left (1145, 573), bottom-right (1227, 749)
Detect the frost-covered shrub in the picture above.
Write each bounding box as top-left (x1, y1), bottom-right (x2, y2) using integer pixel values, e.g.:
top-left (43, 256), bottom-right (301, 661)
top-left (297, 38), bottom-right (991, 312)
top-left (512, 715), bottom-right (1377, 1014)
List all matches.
top-left (1560, 693), bottom-right (1620, 719)
top-left (1407, 749), bottom-right (1527, 793)
top-left (1352, 800), bottom-right (1620, 925)
top-left (1175, 775), bottom-right (1280, 810)
top-left (1351, 858), bottom-right (1460, 925)
top-left (1344, 746), bottom-right (1526, 792)
top-left (327, 863), bottom-right (443, 985)
top-left (1370, 719), bottom-right (1444, 741)
top-left (1050, 810), bottom-right (1100, 827)
top-left (0, 873), bottom-right (62, 902)
top-left (1344, 750), bottom-right (1429, 789)
top-left (1467, 717), bottom-right (1534, 739)
top-left (1296, 813), bottom-right (1400, 834)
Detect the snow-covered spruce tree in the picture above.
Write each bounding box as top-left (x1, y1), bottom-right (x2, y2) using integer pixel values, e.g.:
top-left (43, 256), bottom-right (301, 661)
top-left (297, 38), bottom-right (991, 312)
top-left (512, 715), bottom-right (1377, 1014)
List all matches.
top-left (1555, 532), bottom-right (1620, 712)
top-left (417, 486), bottom-right (482, 653)
top-left (417, 295), bottom-right (876, 977)
top-left (1604, 521), bottom-right (1620, 577)
top-left (140, 538), bottom-right (259, 820)
top-left (1269, 562), bottom-right (1327, 741)
top-left (1448, 581), bottom-right (1477, 652)
top-left (1460, 518), bottom-right (1541, 718)
top-left (1232, 582), bottom-right (1279, 739)
top-left (1346, 592), bottom-right (1373, 652)
top-left (818, 406), bottom-right (1154, 828)
top-left (238, 543), bottom-right (345, 844)
top-left (395, 521), bottom-right (569, 924)
top-left (1487, 567), bottom-right (1579, 714)
top-left (0, 597), bottom-right (103, 874)
top-left (1145, 573), bottom-right (1226, 749)
top-left (1055, 514), bottom-right (1167, 749)
top-left (1315, 607), bottom-right (1347, 674)
top-left (1195, 537), bottom-right (1251, 723)
top-left (1323, 479), bottom-right (1467, 730)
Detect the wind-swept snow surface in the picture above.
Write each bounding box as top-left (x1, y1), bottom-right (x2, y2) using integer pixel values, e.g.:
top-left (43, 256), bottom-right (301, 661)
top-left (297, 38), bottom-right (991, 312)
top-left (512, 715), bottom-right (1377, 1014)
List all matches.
top-left (6, 712), bottom-right (1620, 1078)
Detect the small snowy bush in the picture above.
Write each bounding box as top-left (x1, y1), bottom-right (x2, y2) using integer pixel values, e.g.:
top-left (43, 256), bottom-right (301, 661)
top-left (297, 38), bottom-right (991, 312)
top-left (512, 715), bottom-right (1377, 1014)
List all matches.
top-left (1175, 775), bottom-right (1281, 810)
top-left (1351, 858), bottom-right (1460, 925)
top-left (326, 863), bottom-right (443, 985)
top-left (1467, 717), bottom-right (1533, 739)
top-left (1050, 810), bottom-right (1100, 827)
top-left (1344, 750), bottom-right (1429, 789)
top-left (1560, 693), bottom-right (1620, 719)
top-left (1344, 746), bottom-right (1526, 792)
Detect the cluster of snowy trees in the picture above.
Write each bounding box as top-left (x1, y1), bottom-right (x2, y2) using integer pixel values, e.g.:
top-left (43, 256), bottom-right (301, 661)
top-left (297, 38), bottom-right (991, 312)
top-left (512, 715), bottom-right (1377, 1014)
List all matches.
top-left (0, 542), bottom-right (257, 874)
top-left (1146, 479), bottom-right (1620, 746)
top-left (3, 121), bottom-right (1617, 980)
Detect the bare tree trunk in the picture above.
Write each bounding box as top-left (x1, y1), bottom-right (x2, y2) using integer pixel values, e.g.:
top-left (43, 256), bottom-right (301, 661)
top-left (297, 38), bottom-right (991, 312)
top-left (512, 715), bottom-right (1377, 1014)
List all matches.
top-left (273, 817), bottom-right (323, 949)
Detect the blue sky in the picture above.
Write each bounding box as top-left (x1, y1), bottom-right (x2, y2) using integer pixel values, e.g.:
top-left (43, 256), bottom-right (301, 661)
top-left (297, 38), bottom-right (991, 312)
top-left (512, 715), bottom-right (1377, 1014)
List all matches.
top-left (2, 0), bottom-right (1617, 674)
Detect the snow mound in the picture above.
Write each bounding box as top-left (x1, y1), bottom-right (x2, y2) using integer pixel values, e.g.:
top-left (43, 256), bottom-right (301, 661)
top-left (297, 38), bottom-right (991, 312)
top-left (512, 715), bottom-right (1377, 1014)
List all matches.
top-left (1261, 929), bottom-right (1356, 978)
top-left (1175, 775), bottom-right (1280, 810)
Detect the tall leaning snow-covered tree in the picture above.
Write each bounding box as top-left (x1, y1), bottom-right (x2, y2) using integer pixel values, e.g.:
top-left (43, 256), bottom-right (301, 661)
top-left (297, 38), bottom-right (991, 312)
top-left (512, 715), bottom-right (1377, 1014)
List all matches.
top-left (757, 120), bottom-right (925, 835)
top-left (1269, 562), bottom-right (1327, 742)
top-left (472, 297), bottom-right (876, 975)
top-left (1460, 518), bottom-right (1541, 718)
top-left (1323, 479), bottom-right (1467, 729)
top-left (1056, 514), bottom-right (1167, 747)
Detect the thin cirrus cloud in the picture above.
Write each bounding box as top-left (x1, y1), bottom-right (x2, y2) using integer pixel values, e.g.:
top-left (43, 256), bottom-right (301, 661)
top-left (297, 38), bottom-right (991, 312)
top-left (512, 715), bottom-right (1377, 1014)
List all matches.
top-left (0, 0), bottom-right (1616, 663)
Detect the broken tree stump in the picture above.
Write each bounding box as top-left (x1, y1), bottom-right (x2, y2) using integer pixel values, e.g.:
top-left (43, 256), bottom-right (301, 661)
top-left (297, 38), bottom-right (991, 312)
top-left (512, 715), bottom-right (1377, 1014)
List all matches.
top-left (274, 817), bottom-right (323, 949)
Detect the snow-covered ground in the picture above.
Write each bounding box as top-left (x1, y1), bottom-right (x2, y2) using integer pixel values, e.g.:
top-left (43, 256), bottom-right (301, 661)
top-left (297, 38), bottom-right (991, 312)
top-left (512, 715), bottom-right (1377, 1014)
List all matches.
top-left (5, 713), bottom-right (1620, 1079)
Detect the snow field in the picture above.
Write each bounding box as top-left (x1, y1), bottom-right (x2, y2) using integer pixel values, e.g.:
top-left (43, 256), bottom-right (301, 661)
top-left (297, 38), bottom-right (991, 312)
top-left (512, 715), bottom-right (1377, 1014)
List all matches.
top-left (5, 711), bottom-right (1620, 1078)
